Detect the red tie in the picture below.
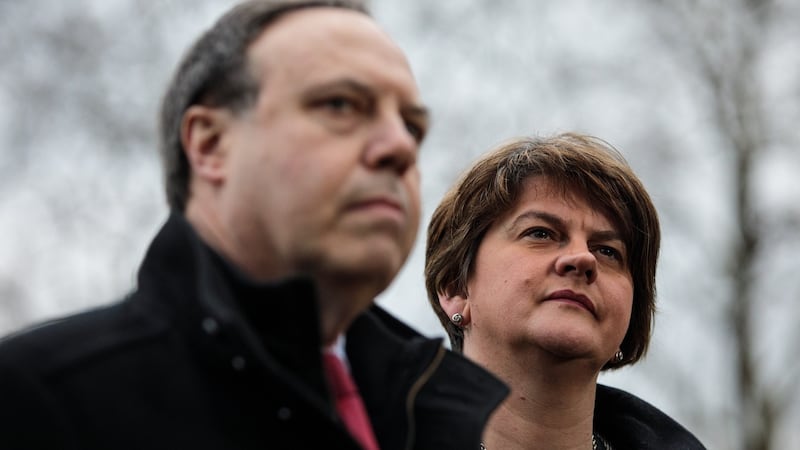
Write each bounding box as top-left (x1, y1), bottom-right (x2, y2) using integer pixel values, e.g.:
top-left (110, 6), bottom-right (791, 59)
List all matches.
top-left (322, 352), bottom-right (380, 450)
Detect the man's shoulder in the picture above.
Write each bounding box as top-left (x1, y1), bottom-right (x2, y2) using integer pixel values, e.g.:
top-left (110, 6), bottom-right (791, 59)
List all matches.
top-left (364, 304), bottom-right (425, 340)
top-left (0, 295), bottom-right (166, 377)
top-left (347, 305), bottom-right (444, 375)
top-left (354, 305), bottom-right (508, 391)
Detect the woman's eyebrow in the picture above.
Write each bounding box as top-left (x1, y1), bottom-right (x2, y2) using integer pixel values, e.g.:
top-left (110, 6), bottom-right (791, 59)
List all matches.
top-left (590, 230), bottom-right (624, 243)
top-left (508, 210), bottom-right (565, 231)
top-left (510, 210), bottom-right (624, 243)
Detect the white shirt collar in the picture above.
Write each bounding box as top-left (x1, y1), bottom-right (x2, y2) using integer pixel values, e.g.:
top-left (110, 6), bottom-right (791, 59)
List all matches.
top-left (324, 334), bottom-right (350, 371)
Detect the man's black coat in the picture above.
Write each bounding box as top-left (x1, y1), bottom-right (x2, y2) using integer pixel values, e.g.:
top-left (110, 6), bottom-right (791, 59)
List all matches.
top-left (0, 214), bottom-right (508, 450)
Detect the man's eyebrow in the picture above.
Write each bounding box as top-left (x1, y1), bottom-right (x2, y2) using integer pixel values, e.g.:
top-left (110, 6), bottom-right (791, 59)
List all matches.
top-left (303, 78), bottom-right (374, 97)
top-left (402, 104), bottom-right (430, 122)
top-left (305, 78), bottom-right (430, 117)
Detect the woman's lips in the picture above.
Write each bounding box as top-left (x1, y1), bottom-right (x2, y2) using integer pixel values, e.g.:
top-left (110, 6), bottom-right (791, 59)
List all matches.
top-left (544, 289), bottom-right (596, 316)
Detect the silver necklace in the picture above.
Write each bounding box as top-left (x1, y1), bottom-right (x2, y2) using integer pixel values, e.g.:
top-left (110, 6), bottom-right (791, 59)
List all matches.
top-left (480, 433), bottom-right (599, 450)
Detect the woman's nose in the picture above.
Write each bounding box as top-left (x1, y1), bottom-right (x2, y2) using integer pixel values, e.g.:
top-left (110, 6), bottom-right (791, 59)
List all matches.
top-left (554, 247), bottom-right (598, 283)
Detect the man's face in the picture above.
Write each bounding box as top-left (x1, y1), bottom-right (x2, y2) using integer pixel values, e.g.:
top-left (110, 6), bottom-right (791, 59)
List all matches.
top-left (215, 8), bottom-right (427, 300)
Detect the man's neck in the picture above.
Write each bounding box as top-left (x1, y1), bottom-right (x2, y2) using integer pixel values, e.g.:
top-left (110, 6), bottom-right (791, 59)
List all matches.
top-left (314, 275), bottom-right (377, 347)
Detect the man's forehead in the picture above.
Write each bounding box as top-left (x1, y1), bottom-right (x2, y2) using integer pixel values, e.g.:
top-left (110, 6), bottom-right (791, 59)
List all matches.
top-left (247, 7), bottom-right (420, 101)
top-left (252, 7), bottom-right (390, 54)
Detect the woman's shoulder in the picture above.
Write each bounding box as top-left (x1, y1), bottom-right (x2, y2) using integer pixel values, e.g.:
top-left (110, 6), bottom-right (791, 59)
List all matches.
top-left (594, 384), bottom-right (706, 450)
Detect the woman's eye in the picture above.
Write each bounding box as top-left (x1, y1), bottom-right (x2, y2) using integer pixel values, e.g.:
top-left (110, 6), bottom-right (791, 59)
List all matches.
top-left (596, 246), bottom-right (622, 261)
top-left (525, 228), bottom-right (553, 240)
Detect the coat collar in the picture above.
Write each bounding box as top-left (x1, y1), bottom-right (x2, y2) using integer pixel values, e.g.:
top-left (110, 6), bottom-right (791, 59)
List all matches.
top-left (136, 212), bottom-right (331, 408)
top-left (348, 308), bottom-right (509, 450)
top-left (137, 212), bottom-right (509, 449)
top-left (594, 384), bottom-right (705, 449)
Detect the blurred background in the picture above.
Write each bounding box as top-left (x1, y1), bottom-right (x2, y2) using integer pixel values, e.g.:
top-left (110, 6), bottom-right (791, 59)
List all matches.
top-left (1, 0), bottom-right (798, 448)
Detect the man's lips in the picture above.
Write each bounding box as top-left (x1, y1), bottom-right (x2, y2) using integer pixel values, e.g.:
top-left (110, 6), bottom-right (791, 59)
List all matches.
top-left (544, 290), bottom-right (596, 315)
top-left (346, 196), bottom-right (406, 221)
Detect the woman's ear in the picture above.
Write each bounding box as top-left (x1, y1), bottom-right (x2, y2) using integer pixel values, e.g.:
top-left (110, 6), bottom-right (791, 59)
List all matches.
top-left (438, 289), bottom-right (471, 326)
top-left (181, 105), bottom-right (232, 184)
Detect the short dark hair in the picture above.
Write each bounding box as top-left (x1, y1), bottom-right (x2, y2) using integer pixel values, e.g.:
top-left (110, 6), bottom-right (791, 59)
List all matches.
top-left (425, 133), bottom-right (661, 370)
top-left (159, 0), bottom-right (369, 211)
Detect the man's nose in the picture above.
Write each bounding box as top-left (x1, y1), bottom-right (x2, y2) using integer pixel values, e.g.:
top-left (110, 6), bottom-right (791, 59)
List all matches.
top-left (363, 113), bottom-right (417, 174)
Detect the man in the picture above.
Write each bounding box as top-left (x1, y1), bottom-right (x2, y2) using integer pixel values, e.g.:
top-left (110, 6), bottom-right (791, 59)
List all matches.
top-left (0, 1), bottom-right (507, 449)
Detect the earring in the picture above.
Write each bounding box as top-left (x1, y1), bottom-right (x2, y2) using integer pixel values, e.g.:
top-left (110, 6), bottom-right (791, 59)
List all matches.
top-left (451, 313), bottom-right (463, 325)
top-left (614, 350), bottom-right (624, 363)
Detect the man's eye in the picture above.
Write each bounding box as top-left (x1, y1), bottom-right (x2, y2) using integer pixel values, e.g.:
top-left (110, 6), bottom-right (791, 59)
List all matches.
top-left (404, 120), bottom-right (426, 143)
top-left (324, 97), bottom-right (356, 112)
top-left (314, 95), bottom-right (364, 114)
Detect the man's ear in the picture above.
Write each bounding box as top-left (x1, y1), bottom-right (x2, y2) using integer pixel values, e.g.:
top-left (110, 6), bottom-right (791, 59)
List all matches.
top-left (181, 105), bottom-right (231, 184)
top-left (438, 288), bottom-right (471, 326)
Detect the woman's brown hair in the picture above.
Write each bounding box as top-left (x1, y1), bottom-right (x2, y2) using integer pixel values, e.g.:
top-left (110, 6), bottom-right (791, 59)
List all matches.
top-left (424, 133), bottom-right (660, 369)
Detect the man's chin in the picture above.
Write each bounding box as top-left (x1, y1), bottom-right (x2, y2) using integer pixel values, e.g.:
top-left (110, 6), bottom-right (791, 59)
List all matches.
top-left (327, 253), bottom-right (404, 289)
top-left (334, 257), bottom-right (401, 286)
top-left (298, 233), bottom-right (411, 286)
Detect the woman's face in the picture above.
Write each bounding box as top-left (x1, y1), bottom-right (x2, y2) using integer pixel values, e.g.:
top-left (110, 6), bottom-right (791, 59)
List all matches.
top-left (458, 177), bottom-right (633, 368)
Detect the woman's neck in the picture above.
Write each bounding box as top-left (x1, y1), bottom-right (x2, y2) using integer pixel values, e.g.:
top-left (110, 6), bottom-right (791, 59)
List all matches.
top-left (468, 345), bottom-right (600, 450)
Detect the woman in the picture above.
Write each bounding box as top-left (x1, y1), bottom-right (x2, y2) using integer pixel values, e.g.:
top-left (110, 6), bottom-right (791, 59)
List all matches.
top-left (425, 133), bottom-right (705, 449)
